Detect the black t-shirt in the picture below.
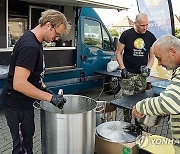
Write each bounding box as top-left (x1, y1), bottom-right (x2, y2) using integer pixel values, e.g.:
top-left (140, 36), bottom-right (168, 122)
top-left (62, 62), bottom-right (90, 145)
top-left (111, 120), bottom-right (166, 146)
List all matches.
top-left (2, 30), bottom-right (44, 110)
top-left (119, 28), bottom-right (156, 74)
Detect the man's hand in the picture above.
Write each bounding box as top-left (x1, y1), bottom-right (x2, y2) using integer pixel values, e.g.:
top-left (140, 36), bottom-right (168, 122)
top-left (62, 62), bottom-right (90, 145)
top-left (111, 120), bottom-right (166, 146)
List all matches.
top-left (132, 106), bottom-right (144, 118)
top-left (50, 94), bottom-right (66, 109)
top-left (121, 68), bottom-right (129, 79)
top-left (140, 65), bottom-right (151, 77)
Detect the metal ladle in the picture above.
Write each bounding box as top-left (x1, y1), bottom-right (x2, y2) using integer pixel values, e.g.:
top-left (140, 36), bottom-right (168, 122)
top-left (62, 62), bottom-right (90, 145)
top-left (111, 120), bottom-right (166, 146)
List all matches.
top-left (58, 89), bottom-right (64, 114)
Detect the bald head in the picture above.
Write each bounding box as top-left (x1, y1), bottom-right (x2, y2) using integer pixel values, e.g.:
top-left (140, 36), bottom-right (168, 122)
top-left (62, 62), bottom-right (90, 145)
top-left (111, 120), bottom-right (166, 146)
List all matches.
top-left (135, 13), bottom-right (148, 23)
top-left (134, 13), bottom-right (148, 34)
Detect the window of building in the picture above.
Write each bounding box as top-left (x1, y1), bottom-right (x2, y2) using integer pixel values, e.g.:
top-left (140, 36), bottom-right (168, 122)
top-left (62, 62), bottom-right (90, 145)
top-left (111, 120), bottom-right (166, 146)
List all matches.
top-left (8, 17), bottom-right (28, 47)
top-left (8, 0), bottom-right (28, 47)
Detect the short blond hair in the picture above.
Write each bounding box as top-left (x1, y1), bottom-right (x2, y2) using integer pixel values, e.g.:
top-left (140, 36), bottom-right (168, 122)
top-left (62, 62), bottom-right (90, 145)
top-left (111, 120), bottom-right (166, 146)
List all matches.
top-left (39, 9), bottom-right (71, 34)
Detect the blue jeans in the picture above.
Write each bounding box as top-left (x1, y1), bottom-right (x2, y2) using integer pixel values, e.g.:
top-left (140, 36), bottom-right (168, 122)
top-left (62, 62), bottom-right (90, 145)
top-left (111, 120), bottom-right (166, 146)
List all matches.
top-left (4, 108), bottom-right (35, 154)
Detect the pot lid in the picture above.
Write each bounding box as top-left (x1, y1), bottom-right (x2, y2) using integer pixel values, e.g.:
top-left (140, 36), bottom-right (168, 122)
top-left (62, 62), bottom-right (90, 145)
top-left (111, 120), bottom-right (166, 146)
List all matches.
top-left (96, 121), bottom-right (141, 143)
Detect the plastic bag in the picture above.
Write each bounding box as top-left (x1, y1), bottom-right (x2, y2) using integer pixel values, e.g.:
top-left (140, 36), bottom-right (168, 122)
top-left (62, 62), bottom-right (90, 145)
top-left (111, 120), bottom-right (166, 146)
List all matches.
top-left (0, 65), bottom-right (9, 75)
top-left (107, 61), bottom-right (119, 72)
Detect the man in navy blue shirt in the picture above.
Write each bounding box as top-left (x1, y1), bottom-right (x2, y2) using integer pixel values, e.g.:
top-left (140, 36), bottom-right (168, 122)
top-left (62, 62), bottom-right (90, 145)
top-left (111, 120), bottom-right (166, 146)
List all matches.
top-left (1, 9), bottom-right (70, 154)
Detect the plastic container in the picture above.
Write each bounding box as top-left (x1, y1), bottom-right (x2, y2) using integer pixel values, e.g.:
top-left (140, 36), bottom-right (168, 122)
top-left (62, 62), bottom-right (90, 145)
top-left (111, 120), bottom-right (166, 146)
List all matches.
top-left (151, 81), bottom-right (169, 95)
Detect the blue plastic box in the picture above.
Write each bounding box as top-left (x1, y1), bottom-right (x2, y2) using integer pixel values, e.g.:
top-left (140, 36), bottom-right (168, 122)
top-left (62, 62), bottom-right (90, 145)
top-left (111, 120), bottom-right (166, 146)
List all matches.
top-left (151, 81), bottom-right (169, 95)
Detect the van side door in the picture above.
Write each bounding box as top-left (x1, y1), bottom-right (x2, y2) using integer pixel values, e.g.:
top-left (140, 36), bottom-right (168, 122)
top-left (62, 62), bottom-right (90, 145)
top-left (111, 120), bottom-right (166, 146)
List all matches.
top-left (78, 13), bottom-right (115, 76)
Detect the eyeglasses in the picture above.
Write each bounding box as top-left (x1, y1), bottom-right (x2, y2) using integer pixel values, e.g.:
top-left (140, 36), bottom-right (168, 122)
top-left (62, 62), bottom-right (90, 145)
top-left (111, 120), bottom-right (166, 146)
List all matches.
top-left (53, 27), bottom-right (62, 37)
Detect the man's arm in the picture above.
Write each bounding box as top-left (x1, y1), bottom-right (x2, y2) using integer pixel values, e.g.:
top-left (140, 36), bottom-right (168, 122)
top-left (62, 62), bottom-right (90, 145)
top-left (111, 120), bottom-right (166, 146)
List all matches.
top-left (13, 66), bottom-right (52, 102)
top-left (133, 69), bottom-right (180, 117)
top-left (134, 79), bottom-right (180, 117)
top-left (147, 47), bottom-right (155, 68)
top-left (116, 42), bottom-right (125, 69)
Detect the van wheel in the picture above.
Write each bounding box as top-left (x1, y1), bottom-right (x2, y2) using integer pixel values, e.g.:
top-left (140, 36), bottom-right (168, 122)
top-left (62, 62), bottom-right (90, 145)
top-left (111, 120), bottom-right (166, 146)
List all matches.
top-left (103, 76), bottom-right (121, 95)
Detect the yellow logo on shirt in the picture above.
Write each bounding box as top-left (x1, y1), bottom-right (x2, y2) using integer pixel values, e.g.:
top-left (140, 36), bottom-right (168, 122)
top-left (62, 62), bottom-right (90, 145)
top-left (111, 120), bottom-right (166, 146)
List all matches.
top-left (134, 38), bottom-right (145, 50)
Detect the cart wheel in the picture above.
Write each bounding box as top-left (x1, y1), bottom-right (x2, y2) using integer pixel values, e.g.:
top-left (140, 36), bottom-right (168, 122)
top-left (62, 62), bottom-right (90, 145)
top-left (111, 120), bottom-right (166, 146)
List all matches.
top-left (103, 76), bottom-right (121, 95)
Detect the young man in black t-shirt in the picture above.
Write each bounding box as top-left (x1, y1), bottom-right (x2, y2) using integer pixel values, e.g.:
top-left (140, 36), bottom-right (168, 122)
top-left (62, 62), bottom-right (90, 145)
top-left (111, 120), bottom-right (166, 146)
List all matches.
top-left (1, 9), bottom-right (70, 153)
top-left (116, 13), bottom-right (156, 122)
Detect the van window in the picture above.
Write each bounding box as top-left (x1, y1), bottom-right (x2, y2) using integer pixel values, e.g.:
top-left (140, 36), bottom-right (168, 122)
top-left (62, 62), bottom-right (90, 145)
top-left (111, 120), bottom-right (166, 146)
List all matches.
top-left (84, 19), bottom-right (102, 48)
top-left (102, 27), bottom-right (111, 50)
top-left (84, 19), bottom-right (112, 51)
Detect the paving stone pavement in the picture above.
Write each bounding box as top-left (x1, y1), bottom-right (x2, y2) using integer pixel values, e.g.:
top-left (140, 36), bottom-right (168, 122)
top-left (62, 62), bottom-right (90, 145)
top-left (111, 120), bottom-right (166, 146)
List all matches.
top-left (0, 88), bottom-right (172, 154)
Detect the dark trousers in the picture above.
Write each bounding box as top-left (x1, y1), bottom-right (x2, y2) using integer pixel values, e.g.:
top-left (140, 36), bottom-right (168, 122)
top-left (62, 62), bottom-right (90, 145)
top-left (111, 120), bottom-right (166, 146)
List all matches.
top-left (4, 108), bottom-right (35, 154)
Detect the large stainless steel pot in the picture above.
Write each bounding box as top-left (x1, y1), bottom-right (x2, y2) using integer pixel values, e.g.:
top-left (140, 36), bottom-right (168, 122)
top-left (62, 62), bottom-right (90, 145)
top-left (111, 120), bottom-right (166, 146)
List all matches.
top-left (96, 102), bottom-right (117, 126)
top-left (39, 95), bottom-right (97, 154)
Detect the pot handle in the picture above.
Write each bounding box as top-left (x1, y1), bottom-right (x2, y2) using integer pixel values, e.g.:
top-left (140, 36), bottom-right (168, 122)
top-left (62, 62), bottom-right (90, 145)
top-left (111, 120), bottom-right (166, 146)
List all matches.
top-left (33, 101), bottom-right (41, 110)
top-left (94, 101), bottom-right (106, 113)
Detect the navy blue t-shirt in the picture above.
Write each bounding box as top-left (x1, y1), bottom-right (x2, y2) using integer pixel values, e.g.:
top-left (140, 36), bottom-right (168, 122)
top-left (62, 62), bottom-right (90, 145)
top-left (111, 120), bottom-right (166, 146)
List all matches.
top-left (119, 28), bottom-right (156, 74)
top-left (2, 30), bottom-right (44, 110)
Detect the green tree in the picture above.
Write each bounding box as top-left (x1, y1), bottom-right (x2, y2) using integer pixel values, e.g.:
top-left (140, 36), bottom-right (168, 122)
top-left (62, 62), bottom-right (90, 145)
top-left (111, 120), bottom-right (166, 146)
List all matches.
top-left (109, 29), bottom-right (119, 38)
top-left (175, 28), bottom-right (180, 39)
